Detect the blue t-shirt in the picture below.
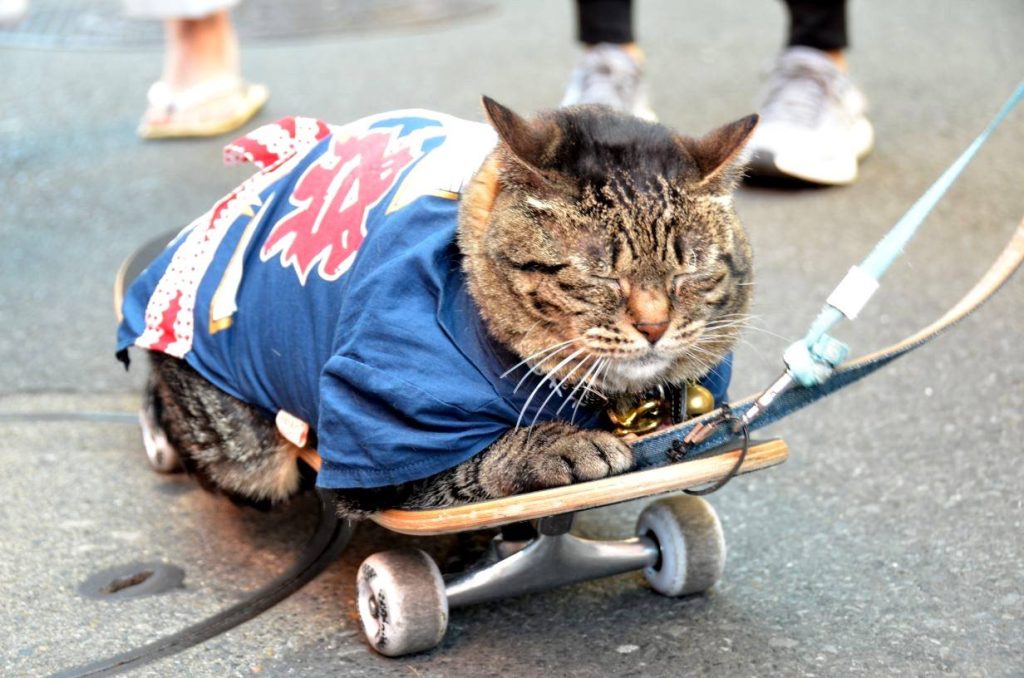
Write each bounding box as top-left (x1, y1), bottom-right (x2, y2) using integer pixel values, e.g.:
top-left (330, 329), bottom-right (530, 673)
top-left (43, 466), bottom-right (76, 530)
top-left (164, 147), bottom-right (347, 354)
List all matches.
top-left (117, 110), bottom-right (733, 489)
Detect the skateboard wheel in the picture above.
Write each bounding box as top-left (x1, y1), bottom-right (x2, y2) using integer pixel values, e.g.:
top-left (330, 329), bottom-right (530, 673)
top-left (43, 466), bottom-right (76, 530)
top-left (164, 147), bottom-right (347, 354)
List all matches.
top-left (138, 409), bottom-right (182, 473)
top-left (635, 496), bottom-right (726, 597)
top-left (356, 548), bottom-right (448, 657)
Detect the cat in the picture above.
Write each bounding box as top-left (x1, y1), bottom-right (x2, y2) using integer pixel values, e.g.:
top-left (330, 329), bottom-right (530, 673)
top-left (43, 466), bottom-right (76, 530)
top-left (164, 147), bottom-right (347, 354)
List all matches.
top-left (119, 98), bottom-right (757, 519)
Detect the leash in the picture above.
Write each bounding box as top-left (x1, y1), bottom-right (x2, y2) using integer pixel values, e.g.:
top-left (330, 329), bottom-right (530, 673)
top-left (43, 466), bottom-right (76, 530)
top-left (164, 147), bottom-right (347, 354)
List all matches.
top-left (634, 81), bottom-right (1024, 470)
top-left (52, 497), bottom-right (355, 678)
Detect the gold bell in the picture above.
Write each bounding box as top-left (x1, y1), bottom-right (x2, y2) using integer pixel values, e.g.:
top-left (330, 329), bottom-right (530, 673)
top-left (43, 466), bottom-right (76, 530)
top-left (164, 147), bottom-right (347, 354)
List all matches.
top-left (685, 384), bottom-right (715, 417)
top-left (608, 396), bottom-right (664, 436)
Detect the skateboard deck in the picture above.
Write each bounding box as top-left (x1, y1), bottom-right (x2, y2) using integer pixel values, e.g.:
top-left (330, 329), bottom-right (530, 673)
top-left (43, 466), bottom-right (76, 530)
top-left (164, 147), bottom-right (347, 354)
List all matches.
top-left (114, 229), bottom-right (180, 323)
top-left (115, 230), bottom-right (788, 535)
top-left (297, 440), bottom-right (787, 535)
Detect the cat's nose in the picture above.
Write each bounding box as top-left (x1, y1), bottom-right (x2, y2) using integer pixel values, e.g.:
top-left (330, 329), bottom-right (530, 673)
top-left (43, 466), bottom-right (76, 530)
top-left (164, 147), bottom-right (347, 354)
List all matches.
top-left (634, 321), bottom-right (669, 344)
top-left (627, 287), bottom-right (670, 344)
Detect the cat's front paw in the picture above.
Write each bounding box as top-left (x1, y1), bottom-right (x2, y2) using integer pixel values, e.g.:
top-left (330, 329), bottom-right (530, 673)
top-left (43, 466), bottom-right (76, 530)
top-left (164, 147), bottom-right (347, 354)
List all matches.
top-left (501, 427), bottom-right (634, 495)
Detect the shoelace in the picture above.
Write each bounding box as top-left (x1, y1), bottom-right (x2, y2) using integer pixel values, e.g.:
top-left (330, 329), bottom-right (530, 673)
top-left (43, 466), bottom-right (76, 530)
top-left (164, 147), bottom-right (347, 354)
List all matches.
top-left (575, 48), bottom-right (641, 106)
top-left (760, 63), bottom-right (843, 127)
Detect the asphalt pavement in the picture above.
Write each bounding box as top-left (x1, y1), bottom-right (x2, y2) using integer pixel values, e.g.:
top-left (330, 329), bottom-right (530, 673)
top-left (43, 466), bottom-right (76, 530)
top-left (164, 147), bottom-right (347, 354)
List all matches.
top-left (1, 1), bottom-right (1022, 676)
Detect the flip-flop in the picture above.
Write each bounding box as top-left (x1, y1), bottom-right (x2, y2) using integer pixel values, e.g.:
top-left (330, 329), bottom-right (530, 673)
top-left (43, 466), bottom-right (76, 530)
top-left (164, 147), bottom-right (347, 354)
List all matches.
top-left (138, 77), bottom-right (270, 140)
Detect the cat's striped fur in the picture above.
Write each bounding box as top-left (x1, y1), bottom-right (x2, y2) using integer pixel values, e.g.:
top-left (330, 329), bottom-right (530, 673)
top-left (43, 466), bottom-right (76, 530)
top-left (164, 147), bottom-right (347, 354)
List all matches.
top-left (147, 99), bottom-right (758, 518)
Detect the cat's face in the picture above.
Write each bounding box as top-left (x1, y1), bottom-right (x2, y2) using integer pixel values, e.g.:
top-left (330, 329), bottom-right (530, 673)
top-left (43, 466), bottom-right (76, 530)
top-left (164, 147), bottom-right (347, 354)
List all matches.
top-left (459, 99), bottom-right (756, 397)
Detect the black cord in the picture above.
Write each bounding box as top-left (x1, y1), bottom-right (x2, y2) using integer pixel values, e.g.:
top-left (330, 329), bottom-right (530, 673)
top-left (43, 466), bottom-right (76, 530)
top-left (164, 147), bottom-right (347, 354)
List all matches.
top-left (51, 496), bottom-right (354, 678)
top-left (684, 407), bottom-right (750, 497)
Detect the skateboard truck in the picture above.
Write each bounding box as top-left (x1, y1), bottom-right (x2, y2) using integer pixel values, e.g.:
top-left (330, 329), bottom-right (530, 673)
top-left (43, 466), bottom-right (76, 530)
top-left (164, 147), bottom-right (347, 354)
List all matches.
top-left (444, 512), bottom-right (660, 609)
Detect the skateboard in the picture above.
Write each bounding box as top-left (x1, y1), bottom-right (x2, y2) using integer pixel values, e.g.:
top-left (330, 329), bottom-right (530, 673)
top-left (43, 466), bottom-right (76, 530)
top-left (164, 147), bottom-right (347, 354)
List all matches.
top-left (116, 231), bottom-right (787, 657)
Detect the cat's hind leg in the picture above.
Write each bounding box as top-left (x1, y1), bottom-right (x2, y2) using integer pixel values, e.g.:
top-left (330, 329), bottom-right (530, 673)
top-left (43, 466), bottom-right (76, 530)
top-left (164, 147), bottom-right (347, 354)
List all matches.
top-left (146, 352), bottom-right (308, 508)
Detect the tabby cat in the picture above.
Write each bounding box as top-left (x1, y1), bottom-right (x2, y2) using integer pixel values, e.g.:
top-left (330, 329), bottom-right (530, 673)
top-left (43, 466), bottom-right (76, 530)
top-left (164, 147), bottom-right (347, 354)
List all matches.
top-left (125, 98), bottom-right (757, 519)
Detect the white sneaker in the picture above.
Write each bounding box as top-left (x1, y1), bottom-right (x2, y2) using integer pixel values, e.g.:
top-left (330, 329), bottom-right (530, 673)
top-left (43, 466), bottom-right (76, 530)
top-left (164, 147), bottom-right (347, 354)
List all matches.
top-left (748, 47), bottom-right (874, 185)
top-left (561, 43), bottom-right (657, 121)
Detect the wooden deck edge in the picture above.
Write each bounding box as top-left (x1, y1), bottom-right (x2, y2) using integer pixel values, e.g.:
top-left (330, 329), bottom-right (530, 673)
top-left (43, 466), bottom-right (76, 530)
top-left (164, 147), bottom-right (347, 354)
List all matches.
top-left (369, 438), bottom-right (788, 536)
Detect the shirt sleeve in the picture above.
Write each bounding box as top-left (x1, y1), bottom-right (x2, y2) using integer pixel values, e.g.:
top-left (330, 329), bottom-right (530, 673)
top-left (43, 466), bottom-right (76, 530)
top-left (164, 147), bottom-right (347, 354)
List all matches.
top-left (314, 355), bottom-right (514, 489)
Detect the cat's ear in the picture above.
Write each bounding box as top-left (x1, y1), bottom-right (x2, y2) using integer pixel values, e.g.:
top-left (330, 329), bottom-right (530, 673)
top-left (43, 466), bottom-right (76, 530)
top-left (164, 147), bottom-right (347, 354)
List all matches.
top-left (679, 114), bottom-right (759, 189)
top-left (481, 96), bottom-right (559, 182)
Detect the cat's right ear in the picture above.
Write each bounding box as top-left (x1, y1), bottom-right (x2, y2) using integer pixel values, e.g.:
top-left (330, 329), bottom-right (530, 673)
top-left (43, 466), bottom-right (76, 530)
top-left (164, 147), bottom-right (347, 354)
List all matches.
top-left (481, 96), bottom-right (559, 184)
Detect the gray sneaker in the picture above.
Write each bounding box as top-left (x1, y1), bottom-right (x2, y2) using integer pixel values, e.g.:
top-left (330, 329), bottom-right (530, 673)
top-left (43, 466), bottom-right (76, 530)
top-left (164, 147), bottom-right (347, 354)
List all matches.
top-left (748, 46), bottom-right (874, 185)
top-left (561, 43), bottom-right (657, 121)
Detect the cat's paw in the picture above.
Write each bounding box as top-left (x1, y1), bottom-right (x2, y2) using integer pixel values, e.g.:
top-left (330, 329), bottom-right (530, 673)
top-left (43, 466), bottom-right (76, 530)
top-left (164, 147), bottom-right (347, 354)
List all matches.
top-left (492, 427), bottom-right (634, 495)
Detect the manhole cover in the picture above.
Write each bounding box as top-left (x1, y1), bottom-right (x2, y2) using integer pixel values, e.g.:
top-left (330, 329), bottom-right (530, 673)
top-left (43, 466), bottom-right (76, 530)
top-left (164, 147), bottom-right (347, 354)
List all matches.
top-left (79, 561), bottom-right (186, 600)
top-left (0, 0), bottom-right (494, 50)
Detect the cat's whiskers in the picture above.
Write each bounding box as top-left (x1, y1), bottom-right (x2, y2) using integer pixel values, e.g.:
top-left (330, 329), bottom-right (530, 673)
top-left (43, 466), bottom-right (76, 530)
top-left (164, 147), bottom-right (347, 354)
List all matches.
top-left (701, 312), bottom-right (794, 350)
top-left (501, 337), bottom-right (580, 379)
top-left (518, 318), bottom-right (545, 344)
top-left (702, 318), bottom-right (750, 333)
top-left (515, 348), bottom-right (586, 429)
top-left (511, 341), bottom-right (584, 394)
top-left (557, 356), bottom-right (605, 417)
top-left (594, 358), bottom-right (613, 397)
top-left (717, 323), bottom-right (792, 343)
top-left (572, 358), bottom-right (612, 424)
top-left (529, 353), bottom-right (595, 429)
top-left (704, 312), bottom-right (770, 333)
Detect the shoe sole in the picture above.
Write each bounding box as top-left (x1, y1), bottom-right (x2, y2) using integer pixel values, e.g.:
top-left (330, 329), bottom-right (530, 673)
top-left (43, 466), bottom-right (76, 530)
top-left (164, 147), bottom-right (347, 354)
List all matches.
top-left (138, 84), bottom-right (269, 140)
top-left (747, 117), bottom-right (874, 186)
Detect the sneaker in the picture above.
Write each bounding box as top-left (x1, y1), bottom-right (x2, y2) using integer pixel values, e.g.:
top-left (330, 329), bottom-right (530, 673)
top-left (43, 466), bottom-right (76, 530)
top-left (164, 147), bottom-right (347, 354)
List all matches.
top-left (561, 43), bottom-right (657, 121)
top-left (747, 46), bottom-right (874, 185)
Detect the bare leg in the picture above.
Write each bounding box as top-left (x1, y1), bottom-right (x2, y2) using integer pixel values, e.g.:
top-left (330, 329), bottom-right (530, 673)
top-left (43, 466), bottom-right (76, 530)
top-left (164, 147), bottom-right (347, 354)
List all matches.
top-left (139, 9), bottom-right (268, 139)
top-left (161, 10), bottom-right (240, 93)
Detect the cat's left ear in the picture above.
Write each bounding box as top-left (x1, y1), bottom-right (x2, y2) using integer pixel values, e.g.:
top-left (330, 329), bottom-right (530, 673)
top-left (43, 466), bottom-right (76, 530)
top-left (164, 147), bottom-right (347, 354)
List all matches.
top-left (481, 96), bottom-right (560, 183)
top-left (679, 114), bottom-right (759, 189)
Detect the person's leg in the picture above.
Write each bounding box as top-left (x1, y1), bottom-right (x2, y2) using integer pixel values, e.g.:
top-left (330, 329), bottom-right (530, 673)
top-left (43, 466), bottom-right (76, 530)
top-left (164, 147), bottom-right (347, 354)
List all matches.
top-left (126, 0), bottom-right (268, 139)
top-left (160, 9), bottom-right (240, 91)
top-left (747, 0), bottom-right (874, 185)
top-left (562, 0), bottom-right (655, 120)
top-left (785, 0), bottom-right (848, 66)
top-left (577, 0), bottom-right (634, 46)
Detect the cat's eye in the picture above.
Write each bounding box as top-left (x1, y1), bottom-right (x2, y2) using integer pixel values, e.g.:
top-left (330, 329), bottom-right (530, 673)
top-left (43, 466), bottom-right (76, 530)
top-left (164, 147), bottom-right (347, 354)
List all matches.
top-left (675, 269), bottom-right (726, 293)
top-left (510, 260), bottom-right (567, 275)
top-left (675, 270), bottom-right (724, 292)
top-left (672, 273), bottom-right (695, 289)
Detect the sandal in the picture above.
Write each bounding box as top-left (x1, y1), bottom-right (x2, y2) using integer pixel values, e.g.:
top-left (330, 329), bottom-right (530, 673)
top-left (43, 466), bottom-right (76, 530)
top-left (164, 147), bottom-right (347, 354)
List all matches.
top-left (138, 77), bottom-right (270, 140)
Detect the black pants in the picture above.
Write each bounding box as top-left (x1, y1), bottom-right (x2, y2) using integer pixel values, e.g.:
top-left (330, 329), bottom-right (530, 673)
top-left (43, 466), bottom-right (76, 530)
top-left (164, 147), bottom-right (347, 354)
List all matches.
top-left (576, 0), bottom-right (848, 51)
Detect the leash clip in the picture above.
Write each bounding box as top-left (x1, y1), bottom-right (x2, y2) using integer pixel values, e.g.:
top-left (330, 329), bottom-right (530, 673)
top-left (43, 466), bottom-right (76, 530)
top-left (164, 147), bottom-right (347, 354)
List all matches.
top-left (783, 333), bottom-right (849, 388)
top-left (684, 367), bottom-right (798, 447)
